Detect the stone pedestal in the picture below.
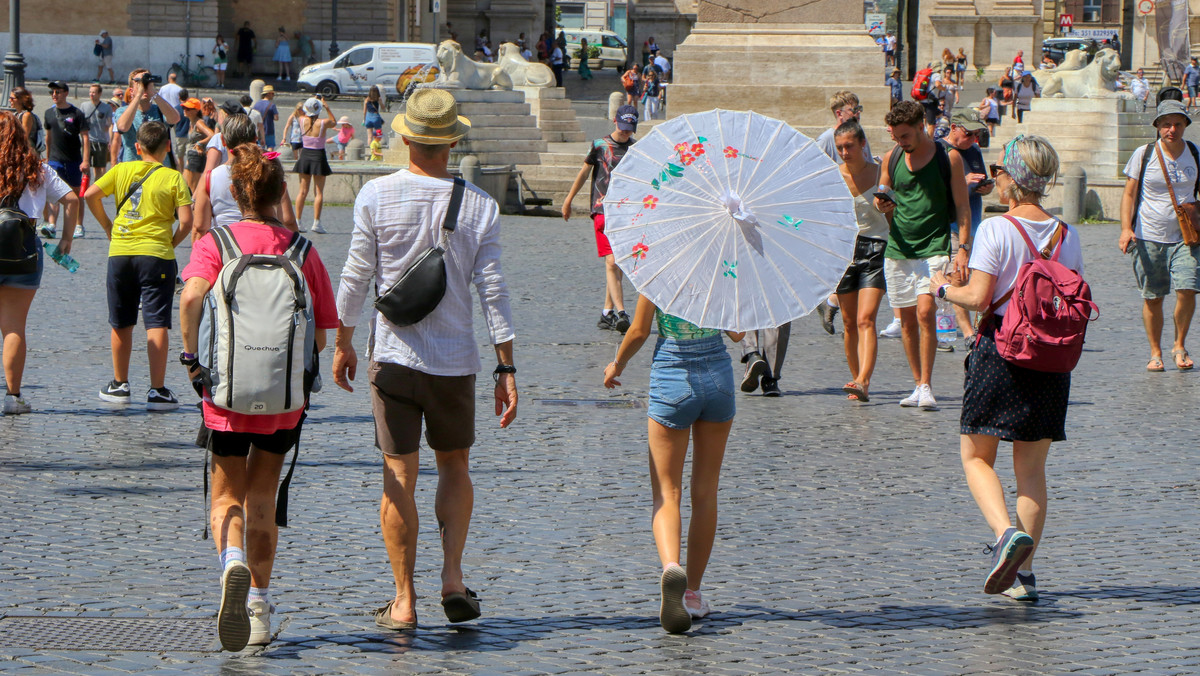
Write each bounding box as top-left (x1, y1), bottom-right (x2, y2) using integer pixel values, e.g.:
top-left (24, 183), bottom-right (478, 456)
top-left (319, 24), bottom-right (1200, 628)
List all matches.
top-left (633, 0), bottom-right (697, 63)
top-left (668, 2), bottom-right (891, 149)
top-left (919, 1), bottom-right (1041, 77)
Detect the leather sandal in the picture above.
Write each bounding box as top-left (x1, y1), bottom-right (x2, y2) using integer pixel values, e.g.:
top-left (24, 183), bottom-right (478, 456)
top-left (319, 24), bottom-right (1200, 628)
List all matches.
top-left (1172, 348), bottom-right (1194, 370)
top-left (1147, 356), bottom-right (1166, 372)
top-left (373, 600), bottom-right (418, 631)
top-left (842, 381), bottom-right (869, 402)
top-left (441, 588), bottom-right (481, 623)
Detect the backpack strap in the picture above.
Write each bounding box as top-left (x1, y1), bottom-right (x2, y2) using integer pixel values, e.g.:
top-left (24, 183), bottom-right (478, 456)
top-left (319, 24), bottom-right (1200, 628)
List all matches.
top-left (980, 214), bottom-right (1066, 322)
top-left (1188, 140), bottom-right (1200, 199)
top-left (933, 140), bottom-right (956, 219)
top-left (1131, 141), bottom-right (1156, 230)
top-left (443, 177), bottom-right (466, 233)
top-left (283, 231), bottom-right (312, 267)
top-left (887, 144), bottom-right (902, 184)
top-left (203, 168), bottom-right (212, 196)
top-left (116, 164), bottom-right (164, 214)
top-left (209, 225), bottom-right (242, 262)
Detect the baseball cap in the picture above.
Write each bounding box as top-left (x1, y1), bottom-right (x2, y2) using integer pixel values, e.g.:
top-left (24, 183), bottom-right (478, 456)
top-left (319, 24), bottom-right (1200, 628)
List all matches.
top-left (303, 97), bottom-right (322, 116)
top-left (181, 98), bottom-right (203, 110)
top-left (615, 104), bottom-right (639, 131)
top-left (951, 109), bottom-right (987, 133)
top-left (47, 80), bottom-right (69, 91)
top-left (219, 98), bottom-right (243, 115)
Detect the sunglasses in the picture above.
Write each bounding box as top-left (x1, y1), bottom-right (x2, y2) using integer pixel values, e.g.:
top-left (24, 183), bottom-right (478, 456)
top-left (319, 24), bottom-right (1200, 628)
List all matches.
top-left (989, 164), bottom-right (1006, 179)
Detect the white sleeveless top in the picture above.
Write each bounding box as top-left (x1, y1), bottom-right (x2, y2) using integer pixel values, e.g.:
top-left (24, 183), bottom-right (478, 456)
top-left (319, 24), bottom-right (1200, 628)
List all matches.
top-left (851, 167), bottom-right (890, 241)
top-left (208, 165), bottom-right (242, 230)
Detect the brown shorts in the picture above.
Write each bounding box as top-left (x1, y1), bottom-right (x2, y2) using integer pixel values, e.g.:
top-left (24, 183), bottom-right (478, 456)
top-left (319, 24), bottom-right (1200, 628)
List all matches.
top-left (369, 361), bottom-right (476, 455)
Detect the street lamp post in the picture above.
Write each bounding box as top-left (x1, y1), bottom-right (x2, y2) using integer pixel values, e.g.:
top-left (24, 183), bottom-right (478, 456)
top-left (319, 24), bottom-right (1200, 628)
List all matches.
top-left (2, 0), bottom-right (26, 108)
top-left (329, 0), bottom-right (339, 60)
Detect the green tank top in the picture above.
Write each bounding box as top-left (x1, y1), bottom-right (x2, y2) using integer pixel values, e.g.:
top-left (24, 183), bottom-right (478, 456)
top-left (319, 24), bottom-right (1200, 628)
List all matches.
top-left (886, 149), bottom-right (952, 259)
top-left (655, 310), bottom-right (720, 340)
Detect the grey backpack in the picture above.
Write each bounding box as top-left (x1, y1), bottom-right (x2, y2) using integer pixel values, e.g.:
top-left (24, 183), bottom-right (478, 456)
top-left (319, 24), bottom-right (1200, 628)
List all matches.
top-left (198, 227), bottom-right (315, 415)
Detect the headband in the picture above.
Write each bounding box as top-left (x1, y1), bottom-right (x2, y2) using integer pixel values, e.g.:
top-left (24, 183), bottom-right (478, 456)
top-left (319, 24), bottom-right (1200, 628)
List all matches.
top-left (1001, 135), bottom-right (1051, 195)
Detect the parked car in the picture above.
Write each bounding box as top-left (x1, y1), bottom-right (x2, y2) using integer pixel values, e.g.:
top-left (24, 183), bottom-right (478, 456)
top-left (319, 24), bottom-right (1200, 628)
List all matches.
top-left (561, 29), bottom-right (629, 71)
top-left (297, 42), bottom-right (437, 100)
top-left (1041, 37), bottom-right (1098, 66)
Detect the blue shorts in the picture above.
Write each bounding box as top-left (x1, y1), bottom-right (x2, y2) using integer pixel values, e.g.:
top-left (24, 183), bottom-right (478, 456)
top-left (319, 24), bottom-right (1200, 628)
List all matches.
top-left (1189, 85), bottom-right (1198, 98)
top-left (1132, 239), bottom-right (1200, 299)
top-left (647, 335), bottom-right (735, 430)
top-left (265, 134), bottom-right (276, 149)
top-left (106, 255), bottom-right (178, 329)
top-left (0, 244), bottom-right (43, 289)
top-left (48, 160), bottom-right (82, 188)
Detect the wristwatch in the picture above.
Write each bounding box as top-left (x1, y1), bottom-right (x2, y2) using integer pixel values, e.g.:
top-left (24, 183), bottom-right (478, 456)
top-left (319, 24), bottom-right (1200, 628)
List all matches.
top-left (179, 351), bottom-right (199, 368)
top-left (936, 284), bottom-right (949, 299)
top-left (493, 364), bottom-right (517, 382)
top-left (958, 243), bottom-right (971, 252)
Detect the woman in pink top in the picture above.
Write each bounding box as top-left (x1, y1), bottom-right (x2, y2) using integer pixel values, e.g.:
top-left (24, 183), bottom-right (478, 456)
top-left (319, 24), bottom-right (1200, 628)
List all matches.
top-left (179, 144), bottom-right (337, 651)
top-left (292, 97), bottom-right (335, 233)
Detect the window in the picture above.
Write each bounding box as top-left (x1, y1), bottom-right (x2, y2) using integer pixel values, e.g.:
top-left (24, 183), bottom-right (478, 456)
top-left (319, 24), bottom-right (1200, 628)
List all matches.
top-left (1082, 0), bottom-right (1100, 22)
top-left (602, 35), bottom-right (624, 48)
top-left (1064, 0), bottom-right (1118, 23)
top-left (344, 48), bottom-right (372, 67)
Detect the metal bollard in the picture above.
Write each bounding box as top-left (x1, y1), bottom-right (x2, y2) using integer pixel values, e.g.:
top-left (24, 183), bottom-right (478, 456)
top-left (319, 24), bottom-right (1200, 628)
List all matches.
top-left (460, 155), bottom-right (481, 186)
top-left (1061, 166), bottom-right (1086, 224)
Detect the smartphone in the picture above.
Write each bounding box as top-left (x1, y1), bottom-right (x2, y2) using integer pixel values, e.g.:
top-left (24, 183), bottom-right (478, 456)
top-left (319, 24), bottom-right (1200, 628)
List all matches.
top-left (976, 178), bottom-right (994, 189)
top-left (873, 191), bottom-right (895, 203)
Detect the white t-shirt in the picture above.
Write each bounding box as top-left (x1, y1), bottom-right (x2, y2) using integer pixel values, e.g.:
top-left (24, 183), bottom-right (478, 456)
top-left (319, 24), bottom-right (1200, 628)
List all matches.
top-left (206, 132), bottom-right (228, 165)
top-left (815, 127), bottom-right (872, 165)
top-left (654, 55), bottom-right (670, 74)
top-left (970, 215), bottom-right (1085, 315)
top-left (157, 83), bottom-right (183, 109)
top-left (1123, 140), bottom-right (1198, 243)
top-left (20, 163), bottom-right (73, 219)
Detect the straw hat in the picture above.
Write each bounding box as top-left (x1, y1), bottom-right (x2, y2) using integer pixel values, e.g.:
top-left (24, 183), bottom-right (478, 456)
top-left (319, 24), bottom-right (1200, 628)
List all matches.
top-left (391, 89), bottom-right (471, 144)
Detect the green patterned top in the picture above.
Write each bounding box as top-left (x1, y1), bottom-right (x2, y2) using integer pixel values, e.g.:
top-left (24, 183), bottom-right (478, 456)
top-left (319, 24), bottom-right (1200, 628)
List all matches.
top-left (655, 309), bottom-right (720, 340)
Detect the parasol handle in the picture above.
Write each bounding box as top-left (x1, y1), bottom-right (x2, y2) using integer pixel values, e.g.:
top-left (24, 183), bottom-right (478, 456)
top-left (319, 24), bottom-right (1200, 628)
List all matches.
top-left (721, 190), bottom-right (758, 231)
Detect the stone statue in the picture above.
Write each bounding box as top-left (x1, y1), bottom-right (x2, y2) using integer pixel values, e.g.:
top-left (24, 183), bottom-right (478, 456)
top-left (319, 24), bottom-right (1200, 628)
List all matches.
top-left (1048, 49), bottom-right (1089, 73)
top-left (1040, 48), bottom-right (1127, 98)
top-left (496, 42), bottom-right (555, 87)
top-left (434, 40), bottom-right (513, 90)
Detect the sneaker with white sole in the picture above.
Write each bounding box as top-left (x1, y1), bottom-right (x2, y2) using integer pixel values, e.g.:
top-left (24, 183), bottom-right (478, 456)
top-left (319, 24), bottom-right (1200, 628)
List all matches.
top-left (73, 225), bottom-right (85, 238)
top-left (879, 317), bottom-right (902, 339)
top-left (3, 394), bottom-right (31, 414)
top-left (918, 384), bottom-right (939, 411)
top-left (218, 560), bottom-right (252, 651)
top-left (38, 223), bottom-right (57, 239)
top-left (247, 599), bottom-right (275, 645)
top-left (309, 221), bottom-right (327, 234)
top-left (1001, 571), bottom-right (1038, 602)
top-left (146, 387), bottom-right (181, 411)
top-left (684, 589), bottom-right (711, 619)
top-left (99, 380), bottom-right (132, 404)
top-left (659, 564), bottom-right (691, 634)
top-left (899, 386), bottom-right (922, 407)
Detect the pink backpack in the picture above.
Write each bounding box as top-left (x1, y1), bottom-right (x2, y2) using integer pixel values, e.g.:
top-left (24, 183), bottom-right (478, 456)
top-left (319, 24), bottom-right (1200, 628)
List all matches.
top-left (983, 215), bottom-right (1098, 373)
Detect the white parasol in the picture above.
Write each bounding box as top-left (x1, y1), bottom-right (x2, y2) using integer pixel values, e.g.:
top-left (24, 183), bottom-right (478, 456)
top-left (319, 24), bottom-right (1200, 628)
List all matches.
top-left (603, 109), bottom-right (859, 332)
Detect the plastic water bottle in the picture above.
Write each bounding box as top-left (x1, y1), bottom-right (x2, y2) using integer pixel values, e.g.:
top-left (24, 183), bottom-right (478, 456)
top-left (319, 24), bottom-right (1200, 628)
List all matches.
top-left (43, 242), bottom-right (80, 273)
top-left (936, 298), bottom-right (957, 346)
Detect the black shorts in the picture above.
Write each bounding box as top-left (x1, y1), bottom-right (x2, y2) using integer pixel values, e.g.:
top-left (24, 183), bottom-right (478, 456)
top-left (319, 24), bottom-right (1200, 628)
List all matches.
top-left (836, 236), bottom-right (887, 295)
top-left (208, 419), bottom-right (303, 457)
top-left (920, 99), bottom-right (940, 125)
top-left (106, 255), bottom-right (178, 329)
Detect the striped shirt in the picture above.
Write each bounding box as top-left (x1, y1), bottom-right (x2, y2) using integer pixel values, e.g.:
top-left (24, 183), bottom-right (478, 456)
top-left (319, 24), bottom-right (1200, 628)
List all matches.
top-left (335, 170), bottom-right (515, 376)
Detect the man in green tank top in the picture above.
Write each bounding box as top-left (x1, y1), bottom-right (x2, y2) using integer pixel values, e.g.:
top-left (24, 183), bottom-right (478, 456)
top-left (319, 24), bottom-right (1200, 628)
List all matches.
top-left (875, 101), bottom-right (972, 411)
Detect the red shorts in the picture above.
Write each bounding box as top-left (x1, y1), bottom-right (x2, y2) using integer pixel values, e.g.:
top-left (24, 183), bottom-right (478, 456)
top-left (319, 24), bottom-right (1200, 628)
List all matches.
top-left (593, 213), bottom-right (613, 258)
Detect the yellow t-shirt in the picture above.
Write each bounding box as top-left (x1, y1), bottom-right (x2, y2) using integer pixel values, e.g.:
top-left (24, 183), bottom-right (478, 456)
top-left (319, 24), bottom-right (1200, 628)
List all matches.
top-left (95, 160), bottom-right (192, 259)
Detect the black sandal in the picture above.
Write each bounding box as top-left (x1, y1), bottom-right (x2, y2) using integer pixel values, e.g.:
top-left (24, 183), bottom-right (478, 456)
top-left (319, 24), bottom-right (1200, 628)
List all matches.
top-left (440, 588), bottom-right (481, 623)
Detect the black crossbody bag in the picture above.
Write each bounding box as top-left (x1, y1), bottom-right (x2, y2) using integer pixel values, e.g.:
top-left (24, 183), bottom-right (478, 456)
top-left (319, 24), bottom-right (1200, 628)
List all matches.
top-left (374, 178), bottom-right (466, 327)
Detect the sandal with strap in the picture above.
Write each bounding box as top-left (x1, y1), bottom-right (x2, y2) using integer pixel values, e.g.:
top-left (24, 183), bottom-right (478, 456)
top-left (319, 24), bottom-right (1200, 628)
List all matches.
top-left (1172, 348), bottom-right (1194, 370)
top-left (1147, 356), bottom-right (1166, 372)
top-left (842, 381), bottom-right (869, 402)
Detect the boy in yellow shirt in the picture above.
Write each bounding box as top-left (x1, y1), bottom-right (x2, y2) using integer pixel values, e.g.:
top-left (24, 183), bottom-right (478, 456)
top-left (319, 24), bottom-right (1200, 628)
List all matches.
top-left (369, 129), bottom-right (383, 161)
top-left (84, 120), bottom-right (194, 410)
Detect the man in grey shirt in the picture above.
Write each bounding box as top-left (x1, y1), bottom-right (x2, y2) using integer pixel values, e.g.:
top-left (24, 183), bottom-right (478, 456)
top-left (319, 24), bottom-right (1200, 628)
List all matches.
top-left (79, 83), bottom-right (113, 181)
top-left (95, 30), bottom-right (115, 84)
top-left (815, 90), bottom-right (873, 165)
top-left (333, 89), bottom-right (517, 631)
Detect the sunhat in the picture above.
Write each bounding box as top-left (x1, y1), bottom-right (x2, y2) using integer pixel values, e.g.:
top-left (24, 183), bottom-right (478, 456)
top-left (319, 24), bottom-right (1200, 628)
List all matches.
top-left (391, 89), bottom-right (471, 144)
top-left (303, 97), bottom-right (322, 116)
top-left (337, 116), bottom-right (352, 125)
top-left (1154, 99), bottom-right (1191, 127)
top-left (261, 85), bottom-right (275, 94)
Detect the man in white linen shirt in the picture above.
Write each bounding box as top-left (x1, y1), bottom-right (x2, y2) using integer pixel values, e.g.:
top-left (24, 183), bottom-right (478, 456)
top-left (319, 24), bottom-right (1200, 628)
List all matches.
top-left (333, 89), bottom-right (518, 631)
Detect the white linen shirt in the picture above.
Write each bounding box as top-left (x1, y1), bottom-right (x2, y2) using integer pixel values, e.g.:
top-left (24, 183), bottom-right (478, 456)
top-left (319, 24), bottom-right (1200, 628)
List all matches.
top-left (336, 170), bottom-right (514, 376)
top-left (1123, 140), bottom-right (1198, 243)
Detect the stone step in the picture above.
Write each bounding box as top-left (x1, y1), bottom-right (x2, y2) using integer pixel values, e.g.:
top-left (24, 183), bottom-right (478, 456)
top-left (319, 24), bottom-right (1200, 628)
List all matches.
top-left (456, 138), bottom-right (549, 154)
top-left (538, 120), bottom-right (584, 132)
top-left (540, 151), bottom-right (590, 166)
top-left (453, 151), bottom-right (544, 165)
top-left (519, 166), bottom-right (581, 182)
top-left (450, 90), bottom-right (526, 104)
top-left (464, 127), bottom-right (550, 141)
top-left (537, 108), bottom-right (582, 122)
top-left (542, 131), bottom-right (587, 143)
top-left (456, 102), bottom-right (532, 116)
top-left (462, 115), bottom-right (537, 128)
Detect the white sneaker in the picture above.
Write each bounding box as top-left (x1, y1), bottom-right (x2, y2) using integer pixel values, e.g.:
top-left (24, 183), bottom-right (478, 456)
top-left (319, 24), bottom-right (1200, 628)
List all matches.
top-left (309, 221), bottom-right (327, 234)
top-left (38, 223), bottom-right (57, 239)
top-left (247, 599), bottom-right (274, 646)
top-left (879, 317), bottom-right (902, 338)
top-left (899, 386), bottom-right (922, 407)
top-left (218, 560), bottom-right (251, 652)
top-left (684, 589), bottom-right (711, 619)
top-left (3, 394), bottom-right (31, 414)
top-left (918, 384), bottom-right (939, 411)
top-left (73, 225), bottom-right (85, 238)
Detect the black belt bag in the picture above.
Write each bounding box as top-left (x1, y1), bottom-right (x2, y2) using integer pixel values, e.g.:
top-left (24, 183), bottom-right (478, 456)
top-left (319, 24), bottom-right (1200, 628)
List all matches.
top-left (374, 178), bottom-right (466, 327)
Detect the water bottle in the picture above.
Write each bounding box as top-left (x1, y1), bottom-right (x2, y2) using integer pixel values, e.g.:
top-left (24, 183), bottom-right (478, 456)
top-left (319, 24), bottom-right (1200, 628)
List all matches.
top-left (936, 298), bottom-right (957, 345)
top-left (43, 242), bottom-right (80, 273)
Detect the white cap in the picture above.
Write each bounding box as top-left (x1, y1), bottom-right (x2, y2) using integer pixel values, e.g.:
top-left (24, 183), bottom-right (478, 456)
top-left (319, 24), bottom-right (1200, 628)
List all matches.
top-left (99, 30), bottom-right (108, 36)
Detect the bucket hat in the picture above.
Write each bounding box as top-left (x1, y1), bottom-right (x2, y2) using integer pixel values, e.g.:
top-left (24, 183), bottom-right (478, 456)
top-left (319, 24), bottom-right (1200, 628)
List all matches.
top-left (1154, 99), bottom-right (1191, 127)
top-left (391, 89), bottom-right (471, 144)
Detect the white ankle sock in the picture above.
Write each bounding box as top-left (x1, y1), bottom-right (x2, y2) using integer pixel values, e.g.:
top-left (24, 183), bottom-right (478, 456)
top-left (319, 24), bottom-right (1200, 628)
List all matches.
top-left (219, 546), bottom-right (246, 568)
top-left (602, 308), bottom-right (614, 316)
top-left (249, 586), bottom-right (270, 605)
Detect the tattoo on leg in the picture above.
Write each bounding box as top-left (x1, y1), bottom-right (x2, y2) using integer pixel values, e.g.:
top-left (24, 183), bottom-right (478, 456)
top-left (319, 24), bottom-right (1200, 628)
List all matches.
top-left (439, 519), bottom-right (446, 544)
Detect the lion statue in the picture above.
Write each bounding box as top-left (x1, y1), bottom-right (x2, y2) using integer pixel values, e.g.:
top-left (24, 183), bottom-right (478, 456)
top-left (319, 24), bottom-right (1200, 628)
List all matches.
top-left (1040, 48), bottom-right (1126, 98)
top-left (434, 40), bottom-right (513, 90)
top-left (497, 42), bottom-right (554, 87)
top-left (1046, 48), bottom-right (1089, 73)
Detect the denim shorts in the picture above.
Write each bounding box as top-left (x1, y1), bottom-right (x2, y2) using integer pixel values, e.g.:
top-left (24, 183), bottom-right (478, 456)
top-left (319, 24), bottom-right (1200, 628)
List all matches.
top-left (0, 244), bottom-right (43, 289)
top-left (1132, 239), bottom-right (1200, 298)
top-left (647, 334), bottom-right (735, 430)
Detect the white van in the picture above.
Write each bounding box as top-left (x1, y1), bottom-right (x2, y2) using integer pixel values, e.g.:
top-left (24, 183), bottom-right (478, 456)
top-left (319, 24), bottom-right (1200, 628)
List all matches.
top-left (561, 29), bottom-right (628, 71)
top-left (297, 42), bottom-right (437, 100)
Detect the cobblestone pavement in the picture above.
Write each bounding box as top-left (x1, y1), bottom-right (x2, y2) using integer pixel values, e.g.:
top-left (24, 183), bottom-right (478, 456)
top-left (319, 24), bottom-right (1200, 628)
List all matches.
top-left (3, 208), bottom-right (1200, 674)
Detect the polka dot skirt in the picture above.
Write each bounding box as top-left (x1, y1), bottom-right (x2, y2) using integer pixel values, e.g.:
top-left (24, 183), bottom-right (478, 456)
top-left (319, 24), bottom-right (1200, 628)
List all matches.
top-left (961, 324), bottom-right (1071, 442)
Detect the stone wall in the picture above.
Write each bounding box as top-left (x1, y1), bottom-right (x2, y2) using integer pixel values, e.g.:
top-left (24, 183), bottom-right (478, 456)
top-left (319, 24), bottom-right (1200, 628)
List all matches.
top-left (697, 0), bottom-right (859, 24)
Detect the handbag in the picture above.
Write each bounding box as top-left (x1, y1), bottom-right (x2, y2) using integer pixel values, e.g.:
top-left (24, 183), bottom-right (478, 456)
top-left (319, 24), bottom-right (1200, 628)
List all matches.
top-left (373, 178), bottom-right (466, 327)
top-left (1156, 142), bottom-right (1200, 246)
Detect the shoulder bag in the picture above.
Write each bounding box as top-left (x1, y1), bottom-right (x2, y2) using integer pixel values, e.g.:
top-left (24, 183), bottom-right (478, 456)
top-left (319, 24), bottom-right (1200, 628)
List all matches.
top-left (373, 178), bottom-right (466, 327)
top-left (1156, 142), bottom-right (1200, 246)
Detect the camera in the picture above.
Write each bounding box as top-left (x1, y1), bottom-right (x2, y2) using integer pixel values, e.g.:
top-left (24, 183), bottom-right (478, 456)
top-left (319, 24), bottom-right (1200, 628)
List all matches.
top-left (315, 94), bottom-right (324, 100)
top-left (138, 73), bottom-right (163, 85)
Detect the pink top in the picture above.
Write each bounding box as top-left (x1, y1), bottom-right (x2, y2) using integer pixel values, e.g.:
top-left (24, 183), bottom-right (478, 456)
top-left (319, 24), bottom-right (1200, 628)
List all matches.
top-left (301, 117), bottom-right (328, 150)
top-left (181, 221), bottom-right (339, 434)
top-left (337, 125), bottom-right (354, 144)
